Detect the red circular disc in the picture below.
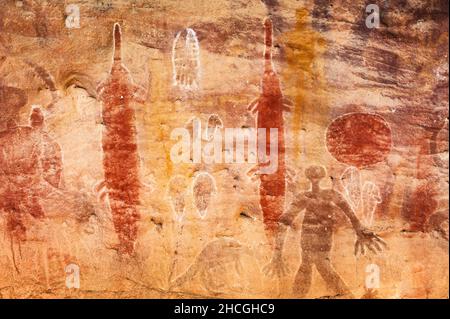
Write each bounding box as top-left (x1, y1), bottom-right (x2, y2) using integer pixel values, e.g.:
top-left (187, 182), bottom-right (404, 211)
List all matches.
top-left (326, 113), bottom-right (392, 168)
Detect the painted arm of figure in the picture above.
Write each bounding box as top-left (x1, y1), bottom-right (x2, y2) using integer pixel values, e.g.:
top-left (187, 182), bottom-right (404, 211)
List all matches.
top-left (263, 195), bottom-right (307, 277)
top-left (247, 98), bottom-right (260, 114)
top-left (282, 97), bottom-right (294, 112)
top-left (96, 78), bottom-right (110, 99)
top-left (132, 83), bottom-right (148, 104)
top-left (333, 191), bottom-right (386, 255)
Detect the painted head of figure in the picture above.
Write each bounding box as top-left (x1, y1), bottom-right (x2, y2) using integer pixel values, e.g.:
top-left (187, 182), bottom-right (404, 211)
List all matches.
top-left (305, 165), bottom-right (327, 183)
top-left (30, 107), bottom-right (44, 128)
top-left (262, 17), bottom-right (282, 98)
top-left (109, 22), bottom-right (133, 87)
top-left (111, 23), bottom-right (126, 74)
top-left (113, 23), bottom-right (122, 63)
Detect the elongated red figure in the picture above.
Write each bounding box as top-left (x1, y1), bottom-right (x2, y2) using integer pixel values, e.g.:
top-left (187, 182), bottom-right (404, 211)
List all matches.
top-left (97, 24), bottom-right (145, 256)
top-left (248, 18), bottom-right (291, 241)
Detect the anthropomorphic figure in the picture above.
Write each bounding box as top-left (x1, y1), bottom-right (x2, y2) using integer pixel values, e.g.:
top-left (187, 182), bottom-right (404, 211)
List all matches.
top-left (264, 165), bottom-right (386, 298)
top-left (247, 17), bottom-right (293, 242)
top-left (96, 23), bottom-right (147, 256)
top-left (0, 107), bottom-right (62, 272)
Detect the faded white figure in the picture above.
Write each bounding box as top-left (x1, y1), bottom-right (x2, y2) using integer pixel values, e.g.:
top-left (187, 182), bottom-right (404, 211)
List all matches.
top-left (65, 263), bottom-right (80, 289)
top-left (340, 166), bottom-right (362, 211)
top-left (172, 28), bottom-right (201, 90)
top-left (192, 172), bottom-right (216, 219)
top-left (167, 175), bottom-right (190, 222)
top-left (340, 167), bottom-right (382, 227)
top-left (170, 237), bottom-right (256, 295)
top-left (361, 182), bottom-right (382, 226)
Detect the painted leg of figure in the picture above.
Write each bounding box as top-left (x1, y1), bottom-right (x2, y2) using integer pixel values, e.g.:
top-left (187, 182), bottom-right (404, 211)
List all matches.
top-left (7, 211), bottom-right (24, 273)
top-left (6, 211), bottom-right (26, 241)
top-left (292, 251), bottom-right (313, 297)
top-left (314, 252), bottom-right (352, 297)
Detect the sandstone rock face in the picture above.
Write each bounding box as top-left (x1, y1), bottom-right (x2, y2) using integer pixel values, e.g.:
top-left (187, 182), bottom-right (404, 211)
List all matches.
top-left (0, 0), bottom-right (448, 298)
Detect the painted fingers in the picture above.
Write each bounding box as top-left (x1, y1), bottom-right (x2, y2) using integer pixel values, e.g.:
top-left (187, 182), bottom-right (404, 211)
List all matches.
top-left (263, 257), bottom-right (288, 278)
top-left (354, 232), bottom-right (387, 256)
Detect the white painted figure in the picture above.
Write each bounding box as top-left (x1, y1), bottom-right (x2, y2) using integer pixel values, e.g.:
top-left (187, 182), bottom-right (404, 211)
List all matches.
top-left (172, 28), bottom-right (201, 91)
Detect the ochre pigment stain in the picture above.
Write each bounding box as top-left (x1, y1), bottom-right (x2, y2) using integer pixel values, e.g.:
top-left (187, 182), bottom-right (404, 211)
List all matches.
top-left (326, 113), bottom-right (392, 168)
top-left (97, 24), bottom-right (143, 256)
top-left (281, 9), bottom-right (327, 162)
top-left (248, 18), bottom-right (291, 240)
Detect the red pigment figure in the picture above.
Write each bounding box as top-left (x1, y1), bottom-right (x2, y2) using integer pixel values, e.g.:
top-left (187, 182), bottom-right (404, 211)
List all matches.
top-left (0, 107), bottom-right (62, 271)
top-left (96, 23), bottom-right (147, 256)
top-left (248, 18), bottom-right (292, 241)
top-left (192, 172), bottom-right (217, 219)
top-left (326, 113), bottom-right (392, 169)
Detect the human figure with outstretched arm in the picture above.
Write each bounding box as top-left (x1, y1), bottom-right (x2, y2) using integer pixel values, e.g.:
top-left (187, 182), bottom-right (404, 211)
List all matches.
top-left (264, 165), bottom-right (386, 298)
